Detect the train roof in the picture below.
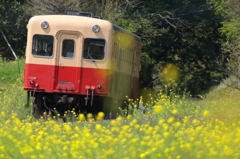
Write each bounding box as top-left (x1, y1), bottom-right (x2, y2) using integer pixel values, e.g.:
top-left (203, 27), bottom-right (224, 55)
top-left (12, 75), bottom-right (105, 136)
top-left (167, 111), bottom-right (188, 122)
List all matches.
top-left (112, 24), bottom-right (141, 43)
top-left (28, 15), bottom-right (141, 43)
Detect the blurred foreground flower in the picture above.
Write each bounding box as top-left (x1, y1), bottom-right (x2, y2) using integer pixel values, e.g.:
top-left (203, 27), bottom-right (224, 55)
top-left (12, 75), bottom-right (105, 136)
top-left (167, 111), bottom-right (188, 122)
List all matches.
top-left (96, 112), bottom-right (105, 120)
top-left (203, 110), bottom-right (210, 117)
top-left (153, 105), bottom-right (163, 113)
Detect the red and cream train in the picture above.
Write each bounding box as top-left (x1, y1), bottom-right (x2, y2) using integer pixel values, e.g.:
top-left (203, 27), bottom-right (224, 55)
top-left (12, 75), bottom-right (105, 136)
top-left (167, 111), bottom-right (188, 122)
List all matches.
top-left (24, 10), bottom-right (142, 119)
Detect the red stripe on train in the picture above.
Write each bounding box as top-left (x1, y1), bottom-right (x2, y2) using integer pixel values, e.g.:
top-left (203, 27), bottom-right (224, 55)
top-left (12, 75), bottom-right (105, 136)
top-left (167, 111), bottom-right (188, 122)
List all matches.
top-left (24, 63), bottom-right (109, 95)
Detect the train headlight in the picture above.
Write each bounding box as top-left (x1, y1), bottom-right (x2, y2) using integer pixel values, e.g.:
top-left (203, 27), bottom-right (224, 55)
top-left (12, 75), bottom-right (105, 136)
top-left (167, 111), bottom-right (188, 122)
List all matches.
top-left (92, 25), bottom-right (100, 33)
top-left (29, 80), bottom-right (35, 86)
top-left (41, 21), bottom-right (49, 29)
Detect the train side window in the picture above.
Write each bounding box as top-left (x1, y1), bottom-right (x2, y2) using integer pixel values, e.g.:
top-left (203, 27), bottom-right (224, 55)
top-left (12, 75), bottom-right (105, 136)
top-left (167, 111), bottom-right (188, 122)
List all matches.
top-left (32, 35), bottom-right (54, 57)
top-left (62, 39), bottom-right (75, 58)
top-left (83, 38), bottom-right (105, 60)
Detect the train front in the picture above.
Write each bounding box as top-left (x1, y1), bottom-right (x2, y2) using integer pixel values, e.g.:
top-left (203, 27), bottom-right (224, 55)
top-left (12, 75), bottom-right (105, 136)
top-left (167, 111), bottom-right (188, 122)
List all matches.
top-left (24, 14), bottom-right (112, 118)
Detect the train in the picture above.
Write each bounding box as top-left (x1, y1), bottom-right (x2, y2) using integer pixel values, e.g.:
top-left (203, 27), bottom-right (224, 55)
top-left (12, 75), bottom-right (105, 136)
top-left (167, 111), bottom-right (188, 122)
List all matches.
top-left (23, 10), bottom-right (142, 119)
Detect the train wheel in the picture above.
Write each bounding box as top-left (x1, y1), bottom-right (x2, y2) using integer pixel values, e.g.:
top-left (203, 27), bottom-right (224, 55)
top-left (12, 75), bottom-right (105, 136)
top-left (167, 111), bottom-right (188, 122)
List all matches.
top-left (32, 103), bottom-right (40, 118)
top-left (32, 97), bottom-right (46, 119)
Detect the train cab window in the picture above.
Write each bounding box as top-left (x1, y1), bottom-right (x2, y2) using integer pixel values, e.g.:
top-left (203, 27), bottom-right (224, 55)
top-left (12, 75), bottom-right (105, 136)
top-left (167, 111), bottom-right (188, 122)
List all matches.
top-left (83, 38), bottom-right (105, 60)
top-left (32, 35), bottom-right (54, 57)
top-left (62, 39), bottom-right (75, 58)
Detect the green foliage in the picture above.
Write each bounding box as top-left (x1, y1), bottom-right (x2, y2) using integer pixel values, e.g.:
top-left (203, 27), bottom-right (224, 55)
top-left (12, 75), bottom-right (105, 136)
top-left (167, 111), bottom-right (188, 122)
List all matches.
top-left (208, 0), bottom-right (240, 90)
top-left (0, 0), bottom-right (29, 59)
top-left (25, 0), bottom-right (79, 15)
top-left (128, 0), bottom-right (226, 96)
top-left (208, 0), bottom-right (240, 39)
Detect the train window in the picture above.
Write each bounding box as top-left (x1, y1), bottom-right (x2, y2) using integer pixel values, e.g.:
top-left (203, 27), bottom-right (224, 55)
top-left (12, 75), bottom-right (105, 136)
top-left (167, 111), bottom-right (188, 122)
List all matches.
top-left (62, 39), bottom-right (75, 58)
top-left (83, 38), bottom-right (105, 60)
top-left (32, 35), bottom-right (54, 57)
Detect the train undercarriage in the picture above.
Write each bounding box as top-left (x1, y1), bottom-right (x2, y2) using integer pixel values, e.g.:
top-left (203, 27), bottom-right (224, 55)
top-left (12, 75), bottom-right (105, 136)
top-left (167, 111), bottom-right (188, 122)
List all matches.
top-left (27, 91), bottom-right (125, 120)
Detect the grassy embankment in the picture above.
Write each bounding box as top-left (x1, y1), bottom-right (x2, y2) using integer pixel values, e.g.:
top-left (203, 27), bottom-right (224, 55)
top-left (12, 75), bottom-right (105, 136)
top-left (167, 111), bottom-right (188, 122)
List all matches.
top-left (0, 58), bottom-right (239, 159)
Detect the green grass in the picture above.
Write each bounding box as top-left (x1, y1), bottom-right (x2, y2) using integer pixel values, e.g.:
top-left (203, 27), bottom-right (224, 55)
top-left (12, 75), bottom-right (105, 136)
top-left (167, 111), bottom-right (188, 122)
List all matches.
top-left (0, 58), bottom-right (30, 119)
top-left (197, 76), bottom-right (240, 118)
top-left (0, 58), bottom-right (25, 89)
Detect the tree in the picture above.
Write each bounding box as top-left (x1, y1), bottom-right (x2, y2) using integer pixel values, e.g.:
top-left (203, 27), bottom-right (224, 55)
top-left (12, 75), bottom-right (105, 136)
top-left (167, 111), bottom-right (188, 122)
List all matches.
top-left (123, 0), bottom-right (226, 95)
top-left (0, 0), bottom-right (29, 59)
top-left (26, 0), bottom-right (78, 15)
top-left (208, 0), bottom-right (240, 90)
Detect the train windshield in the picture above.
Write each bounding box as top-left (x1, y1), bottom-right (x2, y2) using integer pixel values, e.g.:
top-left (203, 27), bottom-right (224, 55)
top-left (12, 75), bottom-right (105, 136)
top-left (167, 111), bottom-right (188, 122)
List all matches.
top-left (32, 35), bottom-right (54, 57)
top-left (83, 38), bottom-right (105, 60)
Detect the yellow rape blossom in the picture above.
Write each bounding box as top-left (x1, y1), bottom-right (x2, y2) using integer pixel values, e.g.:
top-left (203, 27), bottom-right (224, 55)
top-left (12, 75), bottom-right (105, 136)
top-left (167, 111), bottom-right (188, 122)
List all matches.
top-left (203, 110), bottom-right (210, 117)
top-left (153, 105), bottom-right (163, 113)
top-left (167, 117), bottom-right (175, 123)
top-left (172, 109), bottom-right (178, 115)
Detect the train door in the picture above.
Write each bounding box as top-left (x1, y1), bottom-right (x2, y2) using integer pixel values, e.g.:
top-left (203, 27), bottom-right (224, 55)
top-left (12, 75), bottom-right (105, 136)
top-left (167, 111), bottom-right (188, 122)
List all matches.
top-left (54, 31), bottom-right (83, 92)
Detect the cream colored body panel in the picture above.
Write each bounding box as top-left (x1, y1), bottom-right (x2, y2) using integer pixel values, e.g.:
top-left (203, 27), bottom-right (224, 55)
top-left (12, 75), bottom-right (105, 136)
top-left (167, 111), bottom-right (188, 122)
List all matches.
top-left (25, 15), bottom-right (113, 69)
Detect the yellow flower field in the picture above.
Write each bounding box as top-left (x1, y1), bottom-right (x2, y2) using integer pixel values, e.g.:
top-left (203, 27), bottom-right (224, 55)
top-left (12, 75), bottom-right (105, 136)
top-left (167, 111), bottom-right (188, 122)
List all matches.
top-left (0, 112), bottom-right (239, 159)
top-left (0, 60), bottom-right (239, 159)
